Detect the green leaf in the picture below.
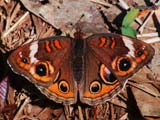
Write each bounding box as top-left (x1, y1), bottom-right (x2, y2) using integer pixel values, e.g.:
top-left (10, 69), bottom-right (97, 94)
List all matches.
top-left (121, 26), bottom-right (137, 38)
top-left (122, 8), bottom-right (139, 27)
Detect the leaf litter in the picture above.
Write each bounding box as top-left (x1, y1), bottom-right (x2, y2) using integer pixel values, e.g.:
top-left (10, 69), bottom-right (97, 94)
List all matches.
top-left (0, 0), bottom-right (160, 119)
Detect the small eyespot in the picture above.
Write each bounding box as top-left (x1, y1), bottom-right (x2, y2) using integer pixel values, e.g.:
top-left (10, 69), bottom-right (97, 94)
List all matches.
top-left (118, 58), bottom-right (131, 71)
top-left (136, 47), bottom-right (145, 57)
top-left (137, 50), bottom-right (144, 56)
top-left (100, 64), bottom-right (117, 84)
top-left (59, 80), bottom-right (69, 93)
top-left (21, 57), bottom-right (29, 63)
top-left (36, 64), bottom-right (47, 76)
top-left (90, 81), bottom-right (101, 94)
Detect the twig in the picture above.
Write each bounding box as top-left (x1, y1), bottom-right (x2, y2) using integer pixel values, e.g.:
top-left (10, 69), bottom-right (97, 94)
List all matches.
top-left (138, 11), bottom-right (155, 34)
top-left (5, 0), bottom-right (10, 3)
top-left (137, 32), bottom-right (159, 38)
top-left (19, 115), bottom-right (38, 120)
top-left (90, 0), bottom-right (113, 7)
top-left (118, 0), bottom-right (129, 10)
top-left (119, 113), bottom-right (128, 120)
top-left (110, 104), bottom-right (114, 120)
top-left (155, 0), bottom-right (160, 6)
top-left (135, 18), bottom-right (143, 25)
top-left (2, 11), bottom-right (29, 39)
top-left (78, 105), bottom-right (84, 120)
top-left (144, 26), bottom-right (157, 31)
top-left (8, 3), bottom-right (21, 30)
top-left (64, 105), bottom-right (73, 120)
top-left (137, 32), bottom-right (160, 43)
top-left (144, 37), bottom-right (160, 44)
top-left (13, 97), bottom-right (31, 120)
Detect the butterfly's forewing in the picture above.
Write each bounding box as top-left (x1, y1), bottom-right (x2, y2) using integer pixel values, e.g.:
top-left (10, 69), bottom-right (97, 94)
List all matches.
top-left (8, 36), bottom-right (77, 105)
top-left (80, 33), bottom-right (154, 105)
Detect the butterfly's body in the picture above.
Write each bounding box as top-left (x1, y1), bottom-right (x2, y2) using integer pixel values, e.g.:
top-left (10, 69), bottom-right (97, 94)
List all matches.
top-left (72, 32), bottom-right (84, 83)
top-left (7, 32), bottom-right (154, 106)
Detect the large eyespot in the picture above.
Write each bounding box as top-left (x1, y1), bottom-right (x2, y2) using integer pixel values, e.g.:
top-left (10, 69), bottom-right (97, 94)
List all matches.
top-left (111, 56), bottom-right (136, 76)
top-left (100, 64), bottom-right (117, 84)
top-left (90, 81), bottom-right (101, 94)
top-left (29, 61), bottom-right (56, 82)
top-left (58, 80), bottom-right (69, 93)
top-left (35, 63), bottom-right (48, 76)
top-left (118, 58), bottom-right (131, 71)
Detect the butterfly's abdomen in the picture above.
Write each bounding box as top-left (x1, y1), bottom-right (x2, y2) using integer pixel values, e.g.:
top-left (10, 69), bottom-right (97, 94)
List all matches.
top-left (73, 56), bottom-right (83, 81)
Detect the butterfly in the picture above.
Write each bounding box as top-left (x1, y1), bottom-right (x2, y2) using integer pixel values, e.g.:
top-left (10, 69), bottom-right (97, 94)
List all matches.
top-left (7, 31), bottom-right (154, 106)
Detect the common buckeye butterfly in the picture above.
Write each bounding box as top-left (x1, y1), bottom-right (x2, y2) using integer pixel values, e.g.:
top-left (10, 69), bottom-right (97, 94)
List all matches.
top-left (7, 32), bottom-right (154, 106)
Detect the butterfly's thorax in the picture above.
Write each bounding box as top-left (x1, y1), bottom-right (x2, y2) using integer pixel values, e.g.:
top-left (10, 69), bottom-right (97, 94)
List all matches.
top-left (72, 32), bottom-right (85, 83)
